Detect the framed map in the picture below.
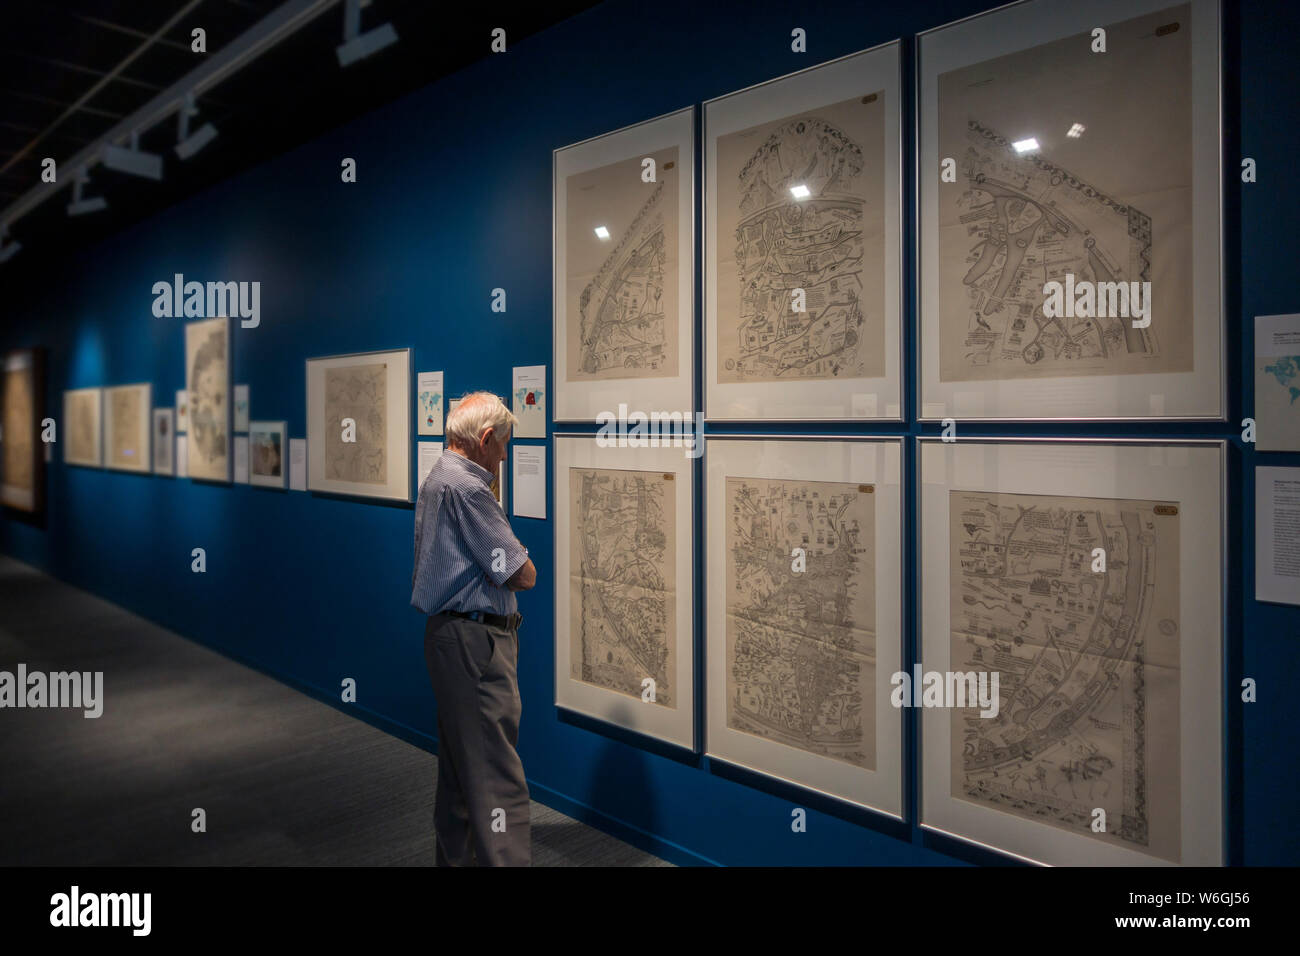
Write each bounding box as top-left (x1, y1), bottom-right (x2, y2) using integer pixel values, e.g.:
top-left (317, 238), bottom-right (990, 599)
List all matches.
top-left (705, 437), bottom-right (903, 816)
top-left (553, 107), bottom-right (694, 422)
top-left (305, 348), bottom-right (411, 502)
top-left (705, 42), bottom-right (903, 422)
top-left (249, 420), bottom-right (287, 489)
top-left (553, 434), bottom-right (695, 749)
top-left (1, 348), bottom-right (45, 513)
top-left (62, 386), bottom-right (102, 468)
top-left (185, 316), bottom-right (230, 482)
top-left (103, 383), bottom-right (151, 474)
top-left (917, 0), bottom-right (1223, 420)
top-left (918, 439), bottom-right (1225, 865)
top-left (152, 408), bottom-right (174, 476)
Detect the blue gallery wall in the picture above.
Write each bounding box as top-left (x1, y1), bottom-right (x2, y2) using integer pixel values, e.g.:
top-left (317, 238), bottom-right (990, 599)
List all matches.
top-left (2, 0), bottom-right (1296, 866)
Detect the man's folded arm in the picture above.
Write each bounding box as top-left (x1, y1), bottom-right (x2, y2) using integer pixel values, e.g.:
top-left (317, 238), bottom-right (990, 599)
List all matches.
top-left (452, 485), bottom-right (532, 588)
top-left (505, 558), bottom-right (536, 591)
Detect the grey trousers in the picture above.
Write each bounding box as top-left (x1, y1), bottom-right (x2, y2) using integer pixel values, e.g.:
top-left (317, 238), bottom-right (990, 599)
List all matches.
top-left (423, 612), bottom-right (531, 866)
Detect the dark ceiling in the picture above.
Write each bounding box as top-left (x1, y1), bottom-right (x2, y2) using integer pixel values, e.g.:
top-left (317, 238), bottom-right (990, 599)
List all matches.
top-left (0, 0), bottom-right (599, 272)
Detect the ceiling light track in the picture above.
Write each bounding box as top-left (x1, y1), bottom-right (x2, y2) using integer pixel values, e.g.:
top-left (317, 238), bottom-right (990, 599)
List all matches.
top-left (1, 0), bottom-right (346, 251)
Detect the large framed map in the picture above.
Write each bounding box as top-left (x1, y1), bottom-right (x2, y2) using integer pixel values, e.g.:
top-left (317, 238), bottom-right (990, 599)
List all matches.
top-left (103, 383), bottom-right (152, 474)
top-left (553, 434), bottom-right (695, 749)
top-left (62, 386), bottom-right (102, 469)
top-left (1, 348), bottom-right (45, 513)
top-left (305, 348), bottom-right (411, 502)
top-left (553, 107), bottom-right (694, 423)
top-left (918, 439), bottom-right (1224, 865)
top-left (918, 0), bottom-right (1223, 421)
top-left (185, 316), bottom-right (230, 482)
top-left (705, 42), bottom-right (902, 422)
top-left (705, 437), bottom-right (903, 816)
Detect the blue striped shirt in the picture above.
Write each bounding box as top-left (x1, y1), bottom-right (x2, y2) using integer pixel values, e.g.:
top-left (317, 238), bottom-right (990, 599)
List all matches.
top-left (410, 450), bottom-right (529, 616)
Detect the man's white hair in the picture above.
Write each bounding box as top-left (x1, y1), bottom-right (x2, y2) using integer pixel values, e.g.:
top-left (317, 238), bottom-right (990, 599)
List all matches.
top-left (446, 391), bottom-right (518, 448)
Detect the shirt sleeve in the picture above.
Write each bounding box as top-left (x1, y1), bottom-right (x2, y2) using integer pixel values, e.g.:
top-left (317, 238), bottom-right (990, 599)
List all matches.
top-left (449, 484), bottom-right (529, 587)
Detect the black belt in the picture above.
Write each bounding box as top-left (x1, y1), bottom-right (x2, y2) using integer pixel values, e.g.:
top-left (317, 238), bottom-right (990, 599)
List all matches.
top-left (442, 609), bottom-right (522, 631)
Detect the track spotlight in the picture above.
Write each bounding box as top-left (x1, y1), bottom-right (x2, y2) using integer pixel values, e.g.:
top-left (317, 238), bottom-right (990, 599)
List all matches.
top-left (66, 172), bottom-right (108, 217)
top-left (176, 123), bottom-right (218, 160)
top-left (102, 132), bottom-right (163, 180)
top-left (0, 225), bottom-right (20, 263)
top-left (336, 0), bottom-right (398, 67)
top-left (175, 93), bottom-right (218, 160)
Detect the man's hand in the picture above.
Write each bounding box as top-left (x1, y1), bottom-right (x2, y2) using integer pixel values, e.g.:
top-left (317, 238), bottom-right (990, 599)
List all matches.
top-left (505, 558), bottom-right (536, 591)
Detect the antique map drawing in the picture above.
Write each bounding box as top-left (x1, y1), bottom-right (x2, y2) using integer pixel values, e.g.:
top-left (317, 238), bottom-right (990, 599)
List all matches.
top-left (107, 386), bottom-right (148, 470)
top-left (568, 467), bottom-right (676, 707)
top-left (565, 148), bottom-right (680, 382)
top-left (937, 5), bottom-right (1193, 382)
top-left (949, 490), bottom-right (1181, 861)
top-left (65, 389), bottom-right (100, 466)
top-left (2, 359), bottom-right (35, 503)
top-left (185, 317), bottom-right (229, 480)
top-left (726, 477), bottom-right (875, 768)
top-left (716, 94), bottom-right (885, 384)
top-left (324, 364), bottom-right (387, 484)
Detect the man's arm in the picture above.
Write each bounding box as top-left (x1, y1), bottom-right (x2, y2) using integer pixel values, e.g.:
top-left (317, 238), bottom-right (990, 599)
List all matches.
top-left (505, 558), bottom-right (536, 591)
top-left (451, 485), bottom-right (531, 589)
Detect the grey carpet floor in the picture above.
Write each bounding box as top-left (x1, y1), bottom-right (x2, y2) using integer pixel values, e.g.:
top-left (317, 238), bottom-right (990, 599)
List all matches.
top-left (0, 556), bottom-right (671, 867)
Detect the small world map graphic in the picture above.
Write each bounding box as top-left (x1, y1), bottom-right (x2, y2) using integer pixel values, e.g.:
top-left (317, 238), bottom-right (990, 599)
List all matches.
top-left (1264, 356), bottom-right (1300, 404)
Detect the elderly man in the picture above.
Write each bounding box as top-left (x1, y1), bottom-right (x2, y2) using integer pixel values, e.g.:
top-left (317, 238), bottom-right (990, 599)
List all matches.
top-left (411, 391), bottom-right (537, 866)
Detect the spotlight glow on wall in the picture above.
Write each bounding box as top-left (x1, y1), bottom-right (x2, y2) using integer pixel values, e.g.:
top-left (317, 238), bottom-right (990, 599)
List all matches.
top-left (1012, 137), bottom-right (1040, 153)
top-left (790, 184), bottom-right (811, 199)
top-left (594, 226), bottom-right (610, 239)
